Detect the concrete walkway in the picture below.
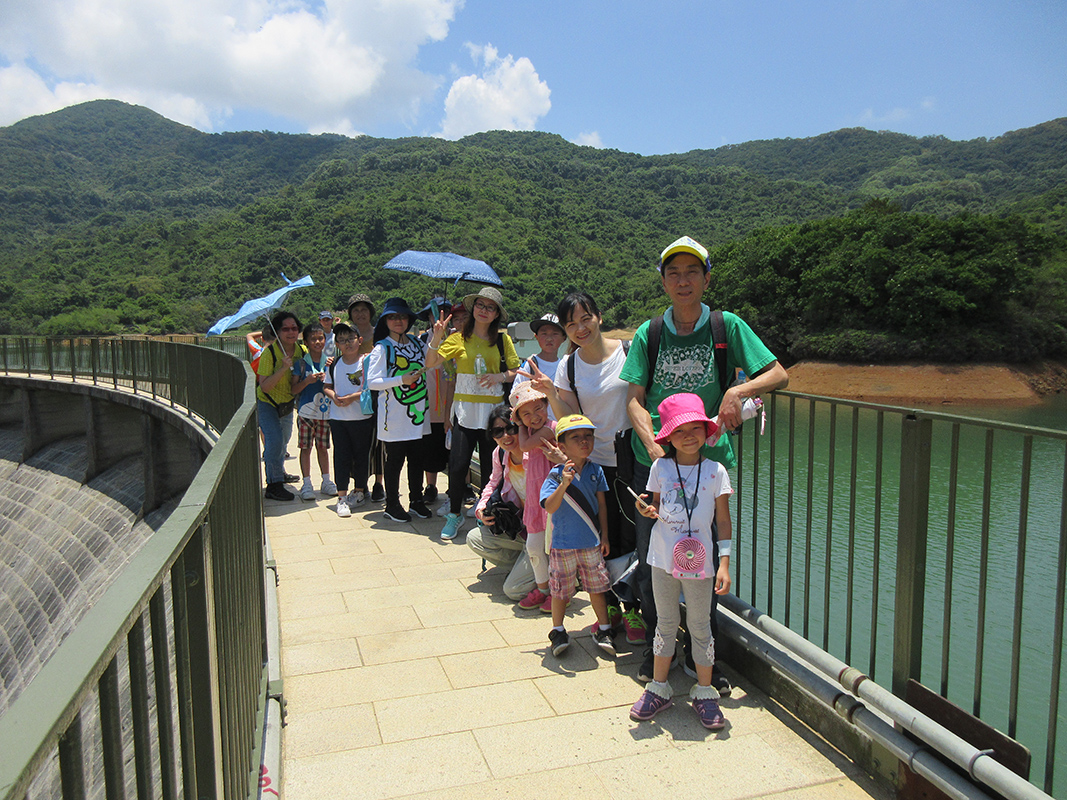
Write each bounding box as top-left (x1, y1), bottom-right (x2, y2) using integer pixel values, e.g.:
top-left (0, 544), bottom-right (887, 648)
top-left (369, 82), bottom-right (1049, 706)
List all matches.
top-left (265, 477), bottom-right (888, 800)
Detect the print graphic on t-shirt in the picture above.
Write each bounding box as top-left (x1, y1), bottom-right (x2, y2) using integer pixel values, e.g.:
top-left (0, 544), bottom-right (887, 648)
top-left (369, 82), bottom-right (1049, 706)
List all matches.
top-left (661, 476), bottom-right (701, 534)
top-left (391, 353), bottom-right (428, 426)
top-left (654, 343), bottom-right (714, 393)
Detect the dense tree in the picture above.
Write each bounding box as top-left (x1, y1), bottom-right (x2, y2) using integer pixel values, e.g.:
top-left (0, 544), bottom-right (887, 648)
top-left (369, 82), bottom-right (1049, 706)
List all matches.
top-left (0, 101), bottom-right (1065, 360)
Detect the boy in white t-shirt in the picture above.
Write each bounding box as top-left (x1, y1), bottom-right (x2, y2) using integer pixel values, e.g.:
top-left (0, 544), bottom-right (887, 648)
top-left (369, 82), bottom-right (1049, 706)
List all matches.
top-left (323, 323), bottom-right (374, 518)
top-left (512, 314), bottom-right (566, 416)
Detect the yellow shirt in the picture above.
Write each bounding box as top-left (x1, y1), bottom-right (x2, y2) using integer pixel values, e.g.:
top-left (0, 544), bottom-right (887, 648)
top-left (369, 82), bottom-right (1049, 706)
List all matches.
top-left (437, 331), bottom-right (520, 428)
top-left (256, 341), bottom-right (307, 405)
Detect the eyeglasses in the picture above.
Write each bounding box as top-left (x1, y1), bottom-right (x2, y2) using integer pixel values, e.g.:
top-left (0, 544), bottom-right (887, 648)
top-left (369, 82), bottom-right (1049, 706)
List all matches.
top-left (279, 325), bottom-right (299, 332)
top-left (489, 423), bottom-right (519, 438)
top-left (335, 336), bottom-right (357, 345)
top-left (473, 301), bottom-right (498, 312)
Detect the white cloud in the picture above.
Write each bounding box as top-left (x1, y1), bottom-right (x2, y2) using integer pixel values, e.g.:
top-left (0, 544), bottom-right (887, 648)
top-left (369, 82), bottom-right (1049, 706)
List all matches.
top-left (0, 0), bottom-right (463, 132)
top-left (0, 62), bottom-right (214, 128)
top-left (857, 97), bottom-right (937, 130)
top-left (572, 131), bottom-right (603, 148)
top-left (436, 43), bottom-right (550, 139)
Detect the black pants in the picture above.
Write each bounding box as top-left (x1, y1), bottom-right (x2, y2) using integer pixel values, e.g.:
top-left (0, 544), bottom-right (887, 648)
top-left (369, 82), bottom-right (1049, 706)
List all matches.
top-left (384, 439), bottom-right (425, 507)
top-left (329, 418), bottom-right (374, 493)
top-left (447, 423), bottom-right (494, 515)
top-left (602, 464), bottom-right (637, 558)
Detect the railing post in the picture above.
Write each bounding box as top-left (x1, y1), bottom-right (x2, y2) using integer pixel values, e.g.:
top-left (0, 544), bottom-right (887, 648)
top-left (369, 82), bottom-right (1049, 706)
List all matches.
top-left (894, 413), bottom-right (932, 697)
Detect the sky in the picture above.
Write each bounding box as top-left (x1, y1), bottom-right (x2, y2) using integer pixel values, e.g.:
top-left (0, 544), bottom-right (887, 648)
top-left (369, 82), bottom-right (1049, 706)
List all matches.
top-left (0, 0), bottom-right (1064, 155)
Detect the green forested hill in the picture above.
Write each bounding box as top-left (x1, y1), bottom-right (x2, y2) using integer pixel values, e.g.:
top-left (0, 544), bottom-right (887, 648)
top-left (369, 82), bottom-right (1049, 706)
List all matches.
top-left (1, 100), bottom-right (1065, 362)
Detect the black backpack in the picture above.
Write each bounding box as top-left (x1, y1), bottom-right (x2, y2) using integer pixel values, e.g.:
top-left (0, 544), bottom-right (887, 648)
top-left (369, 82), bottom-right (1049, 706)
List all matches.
top-left (565, 310), bottom-right (729, 406)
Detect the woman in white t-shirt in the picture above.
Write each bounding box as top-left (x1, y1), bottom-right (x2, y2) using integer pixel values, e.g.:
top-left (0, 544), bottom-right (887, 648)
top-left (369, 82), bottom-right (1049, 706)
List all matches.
top-left (526, 292), bottom-right (635, 545)
top-left (367, 297), bottom-right (432, 524)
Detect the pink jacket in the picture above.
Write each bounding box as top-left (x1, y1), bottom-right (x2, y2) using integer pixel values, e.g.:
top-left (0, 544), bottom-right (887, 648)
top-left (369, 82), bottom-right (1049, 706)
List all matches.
top-left (476, 446), bottom-right (527, 527)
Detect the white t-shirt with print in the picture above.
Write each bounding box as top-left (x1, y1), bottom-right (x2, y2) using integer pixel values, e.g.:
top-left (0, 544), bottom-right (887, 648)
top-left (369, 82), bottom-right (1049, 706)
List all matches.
top-left (367, 337), bottom-right (430, 442)
top-left (645, 457), bottom-right (733, 573)
top-left (326, 357), bottom-right (372, 422)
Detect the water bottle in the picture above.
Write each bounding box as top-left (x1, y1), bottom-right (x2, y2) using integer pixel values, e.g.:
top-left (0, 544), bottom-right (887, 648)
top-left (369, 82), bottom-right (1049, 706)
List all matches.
top-left (474, 353), bottom-right (487, 376)
top-left (730, 370), bottom-right (748, 436)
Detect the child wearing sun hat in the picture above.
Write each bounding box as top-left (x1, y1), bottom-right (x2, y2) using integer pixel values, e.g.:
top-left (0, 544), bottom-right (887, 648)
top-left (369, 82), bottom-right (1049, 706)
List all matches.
top-left (628, 392), bottom-right (734, 731)
top-left (509, 382), bottom-right (558, 613)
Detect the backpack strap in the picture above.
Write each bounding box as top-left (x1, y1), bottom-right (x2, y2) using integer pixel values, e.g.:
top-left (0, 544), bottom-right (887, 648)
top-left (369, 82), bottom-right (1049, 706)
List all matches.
top-left (645, 315), bottom-right (663, 393)
top-left (709, 309), bottom-right (729, 397)
top-left (563, 480), bottom-right (601, 535)
top-left (566, 354), bottom-right (582, 414)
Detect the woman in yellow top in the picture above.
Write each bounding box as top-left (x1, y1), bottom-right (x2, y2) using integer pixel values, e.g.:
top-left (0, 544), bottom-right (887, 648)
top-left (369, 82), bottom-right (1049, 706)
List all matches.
top-left (257, 310), bottom-right (307, 501)
top-left (426, 287), bottom-right (520, 540)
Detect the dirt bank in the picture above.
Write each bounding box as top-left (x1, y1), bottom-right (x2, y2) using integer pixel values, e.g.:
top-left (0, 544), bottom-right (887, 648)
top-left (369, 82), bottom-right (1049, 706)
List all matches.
top-left (784, 361), bottom-right (1067, 406)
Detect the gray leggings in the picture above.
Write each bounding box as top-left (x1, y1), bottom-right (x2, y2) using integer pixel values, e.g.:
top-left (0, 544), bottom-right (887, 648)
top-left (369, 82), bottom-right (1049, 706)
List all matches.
top-left (651, 567), bottom-right (716, 668)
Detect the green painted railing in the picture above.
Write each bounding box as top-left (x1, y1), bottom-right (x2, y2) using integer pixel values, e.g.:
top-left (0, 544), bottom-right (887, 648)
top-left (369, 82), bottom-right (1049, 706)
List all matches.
top-left (0, 336), bottom-right (267, 800)
top-left (731, 391), bottom-right (1067, 795)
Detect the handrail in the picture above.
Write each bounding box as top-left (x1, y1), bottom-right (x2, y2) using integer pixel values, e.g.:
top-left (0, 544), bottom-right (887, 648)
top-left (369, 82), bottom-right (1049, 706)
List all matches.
top-left (732, 388), bottom-right (1067, 796)
top-left (722, 593), bottom-right (1053, 800)
top-left (0, 336), bottom-right (266, 800)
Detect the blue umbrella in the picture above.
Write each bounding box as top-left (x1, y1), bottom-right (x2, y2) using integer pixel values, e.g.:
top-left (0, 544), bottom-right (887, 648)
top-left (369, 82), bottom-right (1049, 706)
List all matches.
top-left (382, 250), bottom-right (503, 288)
top-left (207, 274), bottom-right (315, 335)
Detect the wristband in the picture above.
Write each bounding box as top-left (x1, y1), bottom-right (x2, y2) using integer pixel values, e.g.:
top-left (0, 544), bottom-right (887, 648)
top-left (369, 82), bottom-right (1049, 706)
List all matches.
top-left (427, 342), bottom-right (440, 350)
top-left (716, 539), bottom-right (731, 558)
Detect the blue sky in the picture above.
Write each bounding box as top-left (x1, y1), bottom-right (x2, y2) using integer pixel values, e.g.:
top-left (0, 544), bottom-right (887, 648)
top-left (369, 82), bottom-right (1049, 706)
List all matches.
top-left (1, 0), bottom-right (1064, 155)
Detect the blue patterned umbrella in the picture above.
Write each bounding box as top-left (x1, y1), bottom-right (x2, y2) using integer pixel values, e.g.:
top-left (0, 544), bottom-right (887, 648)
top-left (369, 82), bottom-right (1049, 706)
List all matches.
top-left (382, 251), bottom-right (503, 287)
top-left (207, 274), bottom-right (315, 335)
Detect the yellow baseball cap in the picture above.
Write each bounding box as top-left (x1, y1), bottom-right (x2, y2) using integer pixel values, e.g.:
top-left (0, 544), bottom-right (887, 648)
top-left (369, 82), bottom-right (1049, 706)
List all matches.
top-left (555, 413), bottom-right (596, 439)
top-left (659, 235), bottom-right (709, 272)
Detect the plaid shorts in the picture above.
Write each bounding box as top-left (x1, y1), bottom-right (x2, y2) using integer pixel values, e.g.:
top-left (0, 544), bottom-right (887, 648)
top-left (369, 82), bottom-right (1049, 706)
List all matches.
top-left (549, 546), bottom-right (610, 602)
top-left (297, 417), bottom-right (331, 450)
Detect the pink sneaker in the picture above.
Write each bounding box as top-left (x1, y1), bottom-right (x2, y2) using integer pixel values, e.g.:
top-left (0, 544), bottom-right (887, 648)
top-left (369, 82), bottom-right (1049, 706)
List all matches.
top-left (540, 593), bottom-right (554, 613)
top-left (622, 610), bottom-right (648, 645)
top-left (518, 587), bottom-right (548, 610)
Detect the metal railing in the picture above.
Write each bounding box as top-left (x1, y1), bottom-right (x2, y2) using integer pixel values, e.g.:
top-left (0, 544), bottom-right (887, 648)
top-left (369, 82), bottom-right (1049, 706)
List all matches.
top-left (0, 337), bottom-right (267, 800)
top-left (731, 390), bottom-right (1067, 796)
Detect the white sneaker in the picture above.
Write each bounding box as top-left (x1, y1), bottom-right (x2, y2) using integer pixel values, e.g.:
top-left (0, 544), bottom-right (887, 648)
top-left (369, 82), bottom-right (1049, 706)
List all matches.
top-left (437, 500), bottom-right (450, 517)
top-left (300, 483), bottom-right (316, 501)
top-left (336, 497), bottom-right (351, 517)
top-left (351, 491), bottom-right (366, 506)
top-left (320, 478), bottom-right (337, 496)
top-left (466, 505), bottom-right (478, 518)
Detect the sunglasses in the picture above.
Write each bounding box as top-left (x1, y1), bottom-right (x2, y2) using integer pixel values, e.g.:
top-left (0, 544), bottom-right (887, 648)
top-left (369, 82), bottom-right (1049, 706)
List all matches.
top-left (489, 423), bottom-right (519, 438)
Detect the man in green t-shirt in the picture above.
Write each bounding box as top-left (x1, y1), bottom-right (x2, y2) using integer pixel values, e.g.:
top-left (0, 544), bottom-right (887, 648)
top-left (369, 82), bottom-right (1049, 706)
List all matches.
top-left (621, 235), bottom-right (789, 691)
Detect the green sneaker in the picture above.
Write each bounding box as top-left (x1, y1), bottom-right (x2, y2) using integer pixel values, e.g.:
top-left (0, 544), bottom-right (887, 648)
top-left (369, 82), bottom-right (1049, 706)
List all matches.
top-left (441, 512), bottom-right (463, 540)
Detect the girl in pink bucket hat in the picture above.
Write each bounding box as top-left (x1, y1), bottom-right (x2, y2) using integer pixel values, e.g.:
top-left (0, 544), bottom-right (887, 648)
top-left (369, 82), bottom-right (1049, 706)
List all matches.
top-left (629, 392), bottom-right (734, 731)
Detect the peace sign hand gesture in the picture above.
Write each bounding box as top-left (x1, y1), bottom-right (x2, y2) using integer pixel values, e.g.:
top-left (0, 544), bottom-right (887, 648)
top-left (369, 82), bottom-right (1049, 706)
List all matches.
top-left (516, 359), bottom-right (555, 396)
